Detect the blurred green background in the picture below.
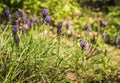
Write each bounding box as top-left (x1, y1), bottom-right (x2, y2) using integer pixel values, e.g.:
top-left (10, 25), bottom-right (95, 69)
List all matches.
top-left (0, 0), bottom-right (119, 18)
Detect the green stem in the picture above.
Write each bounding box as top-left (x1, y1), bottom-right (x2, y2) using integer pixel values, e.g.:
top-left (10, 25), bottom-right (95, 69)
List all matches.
top-left (57, 33), bottom-right (61, 66)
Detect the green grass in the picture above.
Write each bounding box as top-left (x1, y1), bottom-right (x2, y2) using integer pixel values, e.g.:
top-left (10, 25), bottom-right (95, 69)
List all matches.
top-left (0, 24), bottom-right (120, 83)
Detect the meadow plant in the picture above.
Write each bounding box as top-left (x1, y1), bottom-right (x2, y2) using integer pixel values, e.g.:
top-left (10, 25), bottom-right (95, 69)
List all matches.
top-left (14, 11), bottom-right (19, 20)
top-left (42, 8), bottom-right (49, 33)
top-left (65, 21), bottom-right (70, 30)
top-left (3, 8), bottom-right (11, 22)
top-left (56, 22), bottom-right (63, 66)
top-left (45, 15), bottom-right (50, 24)
top-left (100, 20), bottom-right (107, 27)
top-left (42, 8), bottom-right (48, 19)
top-left (0, 6), bottom-right (119, 82)
top-left (21, 10), bottom-right (25, 16)
top-left (85, 23), bottom-right (91, 32)
top-left (21, 10), bottom-right (27, 24)
top-left (80, 39), bottom-right (87, 50)
top-left (30, 17), bottom-right (34, 23)
top-left (56, 22), bottom-right (62, 35)
top-left (22, 16), bottom-right (27, 24)
top-left (3, 8), bottom-right (10, 18)
top-left (27, 21), bottom-right (32, 28)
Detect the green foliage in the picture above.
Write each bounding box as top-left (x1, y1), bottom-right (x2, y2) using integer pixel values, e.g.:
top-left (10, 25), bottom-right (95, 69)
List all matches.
top-left (0, 0), bottom-right (80, 20)
top-left (0, 0), bottom-right (120, 82)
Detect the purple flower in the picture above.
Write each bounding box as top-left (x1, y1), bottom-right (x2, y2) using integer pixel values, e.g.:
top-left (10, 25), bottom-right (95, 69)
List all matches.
top-left (56, 22), bottom-right (62, 30)
top-left (27, 21), bottom-right (32, 28)
top-left (3, 8), bottom-right (11, 21)
top-left (85, 23), bottom-right (91, 32)
top-left (35, 17), bottom-right (39, 23)
top-left (3, 8), bottom-right (10, 17)
top-left (12, 25), bottom-right (18, 35)
top-left (8, 15), bottom-right (11, 21)
top-left (21, 10), bottom-right (25, 16)
top-left (80, 39), bottom-right (87, 50)
top-left (66, 21), bottom-right (70, 30)
top-left (1, 25), bottom-right (5, 31)
top-left (100, 20), bottom-right (107, 27)
top-left (30, 17), bottom-right (34, 23)
top-left (45, 15), bottom-right (50, 23)
top-left (42, 8), bottom-right (48, 18)
top-left (22, 16), bottom-right (27, 23)
top-left (14, 11), bottom-right (19, 20)
top-left (56, 22), bottom-right (62, 35)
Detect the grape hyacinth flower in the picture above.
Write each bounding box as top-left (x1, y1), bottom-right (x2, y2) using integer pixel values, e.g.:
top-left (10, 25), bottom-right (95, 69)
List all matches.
top-left (80, 39), bottom-right (87, 50)
top-left (1, 25), bottom-right (5, 31)
top-left (56, 22), bottom-right (62, 30)
top-left (56, 22), bottom-right (62, 35)
top-left (14, 11), bottom-right (19, 20)
top-left (3, 8), bottom-right (11, 21)
top-left (21, 10), bottom-right (25, 16)
top-left (8, 14), bottom-right (11, 21)
top-left (12, 25), bottom-right (18, 35)
top-left (42, 8), bottom-right (48, 18)
top-left (30, 17), bottom-right (34, 23)
top-left (65, 21), bottom-right (70, 30)
top-left (3, 8), bottom-right (10, 17)
top-left (35, 17), bottom-right (39, 23)
top-left (45, 15), bottom-right (50, 23)
top-left (85, 23), bottom-right (91, 32)
top-left (27, 21), bottom-right (32, 28)
top-left (21, 10), bottom-right (27, 23)
top-left (22, 16), bottom-right (27, 24)
top-left (100, 20), bottom-right (107, 27)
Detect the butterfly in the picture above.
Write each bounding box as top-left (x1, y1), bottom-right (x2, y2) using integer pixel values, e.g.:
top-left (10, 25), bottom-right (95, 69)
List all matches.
top-left (79, 39), bottom-right (105, 60)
